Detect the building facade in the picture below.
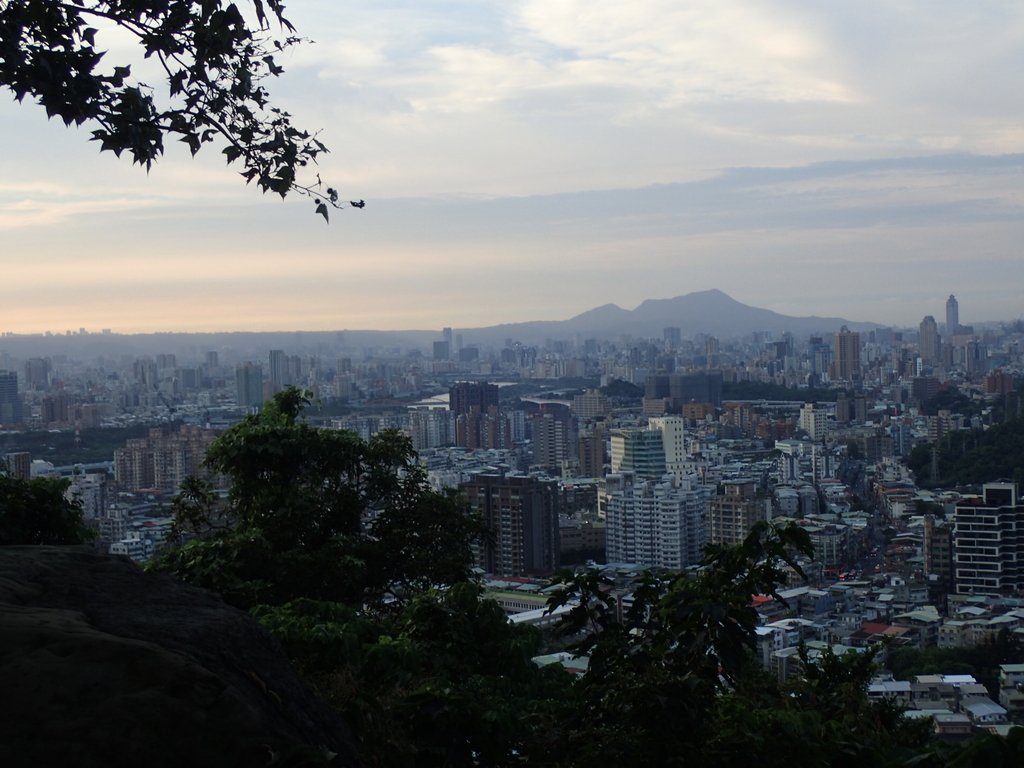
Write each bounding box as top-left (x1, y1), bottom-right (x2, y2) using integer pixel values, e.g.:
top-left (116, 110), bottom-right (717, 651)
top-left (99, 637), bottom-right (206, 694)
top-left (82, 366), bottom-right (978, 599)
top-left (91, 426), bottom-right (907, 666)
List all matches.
top-left (832, 326), bottom-right (861, 383)
top-left (709, 479), bottom-right (768, 546)
top-left (953, 483), bottom-right (1024, 595)
top-left (603, 473), bottom-right (709, 569)
top-left (460, 473), bottom-right (560, 577)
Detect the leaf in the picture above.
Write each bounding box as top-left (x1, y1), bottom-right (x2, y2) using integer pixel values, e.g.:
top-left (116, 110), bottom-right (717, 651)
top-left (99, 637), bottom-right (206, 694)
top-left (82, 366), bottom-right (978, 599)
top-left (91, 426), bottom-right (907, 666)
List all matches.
top-left (315, 202), bottom-right (329, 223)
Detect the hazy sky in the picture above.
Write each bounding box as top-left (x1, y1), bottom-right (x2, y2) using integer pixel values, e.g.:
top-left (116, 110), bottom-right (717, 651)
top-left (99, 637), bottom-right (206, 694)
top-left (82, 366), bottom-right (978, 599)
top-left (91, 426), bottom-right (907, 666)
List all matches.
top-left (2, 1), bottom-right (1023, 334)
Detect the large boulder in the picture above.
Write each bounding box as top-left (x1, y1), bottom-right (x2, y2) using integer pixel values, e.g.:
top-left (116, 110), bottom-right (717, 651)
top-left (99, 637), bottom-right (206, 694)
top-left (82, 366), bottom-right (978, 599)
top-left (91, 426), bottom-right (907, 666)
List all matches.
top-left (0, 547), bottom-right (356, 767)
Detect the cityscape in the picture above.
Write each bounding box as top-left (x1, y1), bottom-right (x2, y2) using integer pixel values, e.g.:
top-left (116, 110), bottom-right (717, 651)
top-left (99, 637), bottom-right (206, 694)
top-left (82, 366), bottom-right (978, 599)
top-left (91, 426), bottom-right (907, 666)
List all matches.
top-left (4, 1), bottom-right (1024, 764)
top-left (4, 288), bottom-right (1024, 738)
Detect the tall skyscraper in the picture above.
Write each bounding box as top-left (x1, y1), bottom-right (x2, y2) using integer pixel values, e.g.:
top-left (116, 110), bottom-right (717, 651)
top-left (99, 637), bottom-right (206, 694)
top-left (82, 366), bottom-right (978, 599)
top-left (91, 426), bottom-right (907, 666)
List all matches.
top-left (235, 363), bottom-right (264, 408)
top-left (0, 371), bottom-right (22, 425)
top-left (945, 294), bottom-right (959, 335)
top-left (919, 316), bottom-right (941, 366)
top-left (832, 326), bottom-right (860, 382)
top-left (460, 473), bottom-right (560, 577)
top-left (953, 483), bottom-right (1024, 594)
top-left (268, 349), bottom-right (288, 393)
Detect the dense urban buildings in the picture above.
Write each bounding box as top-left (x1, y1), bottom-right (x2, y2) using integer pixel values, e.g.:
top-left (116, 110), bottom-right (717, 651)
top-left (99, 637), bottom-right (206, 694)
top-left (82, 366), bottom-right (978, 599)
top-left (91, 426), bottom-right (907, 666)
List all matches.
top-left (1, 290), bottom-right (1022, 605)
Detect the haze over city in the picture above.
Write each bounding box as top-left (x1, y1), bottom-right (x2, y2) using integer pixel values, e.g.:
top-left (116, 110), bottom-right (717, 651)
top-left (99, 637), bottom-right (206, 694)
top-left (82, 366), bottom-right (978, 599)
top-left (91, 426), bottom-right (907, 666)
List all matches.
top-left (3, 1), bottom-right (1023, 333)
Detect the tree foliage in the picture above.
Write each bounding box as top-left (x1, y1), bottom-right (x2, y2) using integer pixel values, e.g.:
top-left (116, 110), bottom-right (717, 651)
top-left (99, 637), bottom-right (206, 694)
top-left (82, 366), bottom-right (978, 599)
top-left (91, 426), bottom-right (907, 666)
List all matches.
top-left (920, 386), bottom-right (981, 417)
top-left (151, 388), bottom-right (485, 608)
top-left (0, 472), bottom-right (93, 545)
top-left (0, 0), bottom-right (355, 217)
top-left (906, 414), bottom-right (1024, 489)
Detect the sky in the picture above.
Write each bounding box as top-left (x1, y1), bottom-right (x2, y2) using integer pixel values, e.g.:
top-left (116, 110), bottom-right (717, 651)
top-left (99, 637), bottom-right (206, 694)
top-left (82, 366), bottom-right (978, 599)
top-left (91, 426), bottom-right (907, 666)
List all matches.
top-left (2, 0), bottom-right (1023, 334)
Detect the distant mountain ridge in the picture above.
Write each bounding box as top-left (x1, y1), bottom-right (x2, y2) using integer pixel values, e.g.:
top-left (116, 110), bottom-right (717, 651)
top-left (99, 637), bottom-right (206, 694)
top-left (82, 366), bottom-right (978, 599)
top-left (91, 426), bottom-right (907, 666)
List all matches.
top-left (457, 289), bottom-right (880, 345)
top-left (0, 291), bottom-right (880, 358)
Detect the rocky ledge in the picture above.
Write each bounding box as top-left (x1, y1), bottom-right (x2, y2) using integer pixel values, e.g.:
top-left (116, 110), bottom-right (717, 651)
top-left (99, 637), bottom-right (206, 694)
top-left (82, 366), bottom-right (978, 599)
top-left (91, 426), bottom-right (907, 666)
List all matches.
top-left (0, 546), bottom-right (356, 767)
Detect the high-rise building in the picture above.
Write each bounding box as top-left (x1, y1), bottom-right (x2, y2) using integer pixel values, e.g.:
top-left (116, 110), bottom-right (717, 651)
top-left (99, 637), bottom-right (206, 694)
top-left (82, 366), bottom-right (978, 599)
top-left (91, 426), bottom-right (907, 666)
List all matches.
top-left (610, 429), bottom-right (666, 480)
top-left (572, 389), bottom-right (610, 421)
top-left (268, 349), bottom-right (289, 393)
top-left (0, 371), bottom-right (22, 425)
top-left (432, 340), bottom-right (450, 361)
top-left (456, 405), bottom-right (512, 450)
top-left (648, 416), bottom-right (688, 478)
top-left (460, 473), bottom-right (560, 577)
top-left (3, 452), bottom-right (31, 480)
top-left (923, 514), bottom-right (953, 594)
top-left (603, 474), bottom-right (709, 569)
top-left (577, 424), bottom-right (606, 478)
top-left (645, 372), bottom-right (723, 411)
top-left (531, 411), bottom-right (574, 469)
top-left (449, 382), bottom-right (499, 416)
top-left (113, 425), bottom-right (217, 493)
top-left (408, 408), bottom-right (454, 451)
top-left (919, 316), bottom-right (941, 366)
top-left (953, 482), bottom-right (1024, 595)
top-left (133, 358), bottom-right (158, 388)
top-left (23, 357), bottom-right (51, 389)
top-left (832, 326), bottom-right (861, 382)
top-left (945, 294), bottom-right (959, 335)
top-left (798, 403), bottom-right (827, 440)
top-left (709, 480), bottom-right (767, 546)
top-left (235, 362), bottom-right (264, 408)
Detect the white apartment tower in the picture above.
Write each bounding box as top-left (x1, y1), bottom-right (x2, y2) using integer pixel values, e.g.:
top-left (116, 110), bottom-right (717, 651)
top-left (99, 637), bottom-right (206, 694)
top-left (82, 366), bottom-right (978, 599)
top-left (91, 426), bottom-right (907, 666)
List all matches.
top-left (798, 403), bottom-right (827, 441)
top-left (603, 473), bottom-right (710, 569)
top-left (648, 416), bottom-right (688, 479)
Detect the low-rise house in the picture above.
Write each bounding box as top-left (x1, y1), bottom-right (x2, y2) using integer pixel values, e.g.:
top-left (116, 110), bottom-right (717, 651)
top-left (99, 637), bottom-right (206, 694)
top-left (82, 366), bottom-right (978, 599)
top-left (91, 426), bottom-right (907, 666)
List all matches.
top-left (962, 697), bottom-right (1008, 726)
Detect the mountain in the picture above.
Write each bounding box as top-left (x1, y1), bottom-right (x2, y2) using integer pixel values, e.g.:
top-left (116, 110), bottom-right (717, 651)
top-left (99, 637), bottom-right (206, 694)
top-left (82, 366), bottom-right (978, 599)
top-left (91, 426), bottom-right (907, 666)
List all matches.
top-left (457, 289), bottom-right (880, 346)
top-left (0, 291), bottom-right (880, 359)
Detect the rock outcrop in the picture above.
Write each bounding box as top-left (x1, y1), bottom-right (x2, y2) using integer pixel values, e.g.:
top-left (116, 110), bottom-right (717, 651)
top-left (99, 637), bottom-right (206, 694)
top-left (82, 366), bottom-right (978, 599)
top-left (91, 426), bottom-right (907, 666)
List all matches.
top-left (0, 546), bottom-right (356, 767)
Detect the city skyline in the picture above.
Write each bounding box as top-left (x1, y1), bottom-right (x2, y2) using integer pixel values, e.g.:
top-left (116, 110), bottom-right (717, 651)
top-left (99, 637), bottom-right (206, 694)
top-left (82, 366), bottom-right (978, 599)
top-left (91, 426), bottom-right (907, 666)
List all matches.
top-left (3, 2), bottom-right (1024, 333)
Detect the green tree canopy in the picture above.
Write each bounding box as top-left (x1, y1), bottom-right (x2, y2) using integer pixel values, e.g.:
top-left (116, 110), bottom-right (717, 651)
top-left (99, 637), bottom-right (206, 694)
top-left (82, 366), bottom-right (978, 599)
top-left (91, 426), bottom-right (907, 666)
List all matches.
top-left (0, 473), bottom-right (93, 545)
top-left (0, 0), bottom-right (354, 217)
top-left (152, 388), bottom-right (484, 609)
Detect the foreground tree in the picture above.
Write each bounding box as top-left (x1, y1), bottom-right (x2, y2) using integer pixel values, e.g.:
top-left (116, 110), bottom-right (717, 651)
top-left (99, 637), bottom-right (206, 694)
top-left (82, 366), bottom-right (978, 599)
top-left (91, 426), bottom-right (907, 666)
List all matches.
top-left (151, 388), bottom-right (485, 609)
top-left (0, 0), bottom-right (354, 218)
top-left (0, 472), bottom-right (93, 545)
